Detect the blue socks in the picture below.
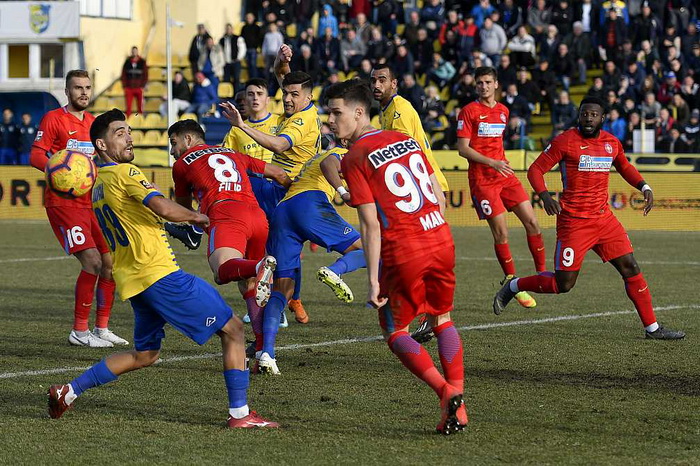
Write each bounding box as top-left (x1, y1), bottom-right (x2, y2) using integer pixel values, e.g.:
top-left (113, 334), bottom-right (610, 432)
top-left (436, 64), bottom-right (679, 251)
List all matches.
top-left (292, 269), bottom-right (302, 300)
top-left (70, 359), bottom-right (118, 396)
top-left (223, 368), bottom-right (249, 409)
top-left (328, 249), bottom-right (366, 276)
top-left (262, 291), bottom-right (286, 358)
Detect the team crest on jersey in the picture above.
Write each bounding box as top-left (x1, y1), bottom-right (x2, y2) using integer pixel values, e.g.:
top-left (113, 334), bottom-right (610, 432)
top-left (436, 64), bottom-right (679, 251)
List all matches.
top-left (578, 155), bottom-right (613, 172)
top-left (29, 4), bottom-right (51, 34)
top-left (500, 113), bottom-right (506, 123)
top-left (293, 118), bottom-right (304, 126)
top-left (604, 143), bottom-right (613, 154)
top-left (129, 167), bottom-right (141, 176)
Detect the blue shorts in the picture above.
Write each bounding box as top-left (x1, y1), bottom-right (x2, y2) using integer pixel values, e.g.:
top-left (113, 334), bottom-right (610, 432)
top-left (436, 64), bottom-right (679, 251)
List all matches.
top-left (129, 270), bottom-right (233, 351)
top-left (250, 175), bottom-right (287, 220)
top-left (267, 190), bottom-right (361, 278)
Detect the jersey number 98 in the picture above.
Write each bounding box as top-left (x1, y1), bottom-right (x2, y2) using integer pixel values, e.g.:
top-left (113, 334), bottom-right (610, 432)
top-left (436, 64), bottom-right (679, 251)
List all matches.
top-left (384, 153), bottom-right (437, 214)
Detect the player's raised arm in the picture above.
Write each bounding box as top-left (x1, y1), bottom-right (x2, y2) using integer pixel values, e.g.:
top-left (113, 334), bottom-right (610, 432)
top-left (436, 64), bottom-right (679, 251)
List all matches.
top-left (263, 162), bottom-right (292, 188)
top-left (357, 203), bottom-right (387, 309)
top-left (528, 141), bottom-right (564, 216)
top-left (146, 195), bottom-right (209, 227)
top-left (220, 101), bottom-right (291, 154)
top-left (273, 44), bottom-right (293, 89)
top-left (457, 137), bottom-right (514, 177)
top-left (611, 142), bottom-right (653, 216)
top-left (320, 153), bottom-right (351, 202)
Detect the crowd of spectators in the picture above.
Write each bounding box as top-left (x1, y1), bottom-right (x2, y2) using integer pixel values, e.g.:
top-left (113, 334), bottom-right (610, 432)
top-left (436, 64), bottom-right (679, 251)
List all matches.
top-left (0, 109), bottom-right (38, 165)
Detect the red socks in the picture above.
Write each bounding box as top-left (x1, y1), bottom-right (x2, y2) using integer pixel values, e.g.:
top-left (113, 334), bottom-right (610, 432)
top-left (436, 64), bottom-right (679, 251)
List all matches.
top-left (527, 234), bottom-right (546, 273)
top-left (218, 258), bottom-right (258, 284)
top-left (433, 322), bottom-right (464, 393)
top-left (95, 277), bottom-right (116, 329)
top-left (74, 270), bottom-right (98, 331)
top-left (517, 273), bottom-right (559, 294)
top-left (243, 290), bottom-right (264, 351)
top-left (388, 332), bottom-right (446, 396)
top-left (494, 243), bottom-right (516, 276)
top-left (624, 273), bottom-right (657, 327)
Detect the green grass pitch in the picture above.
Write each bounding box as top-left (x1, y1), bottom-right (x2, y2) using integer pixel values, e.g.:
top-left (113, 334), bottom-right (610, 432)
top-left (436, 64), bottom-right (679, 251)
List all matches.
top-left (0, 220), bottom-right (698, 464)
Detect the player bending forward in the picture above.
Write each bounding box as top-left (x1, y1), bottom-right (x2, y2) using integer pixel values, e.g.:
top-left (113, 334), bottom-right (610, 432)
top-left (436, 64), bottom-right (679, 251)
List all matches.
top-left (169, 119), bottom-right (291, 354)
top-left (457, 66), bottom-right (546, 310)
top-left (48, 110), bottom-right (279, 428)
top-left (494, 97), bottom-right (685, 340)
top-left (334, 80), bottom-right (468, 435)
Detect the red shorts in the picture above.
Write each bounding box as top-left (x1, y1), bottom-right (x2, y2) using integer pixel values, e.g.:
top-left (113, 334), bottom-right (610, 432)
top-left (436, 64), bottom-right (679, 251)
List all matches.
top-left (46, 206), bottom-right (109, 255)
top-left (205, 201), bottom-right (268, 260)
top-left (555, 211), bottom-right (633, 271)
top-left (470, 175), bottom-right (529, 220)
top-left (378, 245), bottom-right (456, 332)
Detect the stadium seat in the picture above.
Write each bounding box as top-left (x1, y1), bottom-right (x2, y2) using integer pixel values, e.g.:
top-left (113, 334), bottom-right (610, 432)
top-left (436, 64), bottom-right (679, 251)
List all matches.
top-left (445, 99), bottom-right (459, 115)
top-left (219, 82), bottom-right (234, 98)
top-left (143, 112), bottom-right (166, 128)
top-left (337, 71), bottom-right (347, 81)
top-left (312, 86), bottom-right (322, 101)
top-left (149, 67), bottom-right (166, 81)
top-left (173, 55), bottom-right (188, 67)
top-left (240, 68), bottom-right (249, 82)
top-left (149, 53), bottom-right (166, 67)
top-left (106, 80), bottom-right (123, 97)
top-left (92, 96), bottom-right (111, 112)
top-left (287, 23), bottom-right (297, 38)
top-left (132, 148), bottom-right (170, 166)
top-left (128, 113), bottom-right (145, 128)
top-left (142, 130), bottom-right (162, 145)
top-left (182, 68), bottom-right (193, 82)
top-left (145, 81), bottom-right (166, 98)
top-left (370, 115), bottom-right (380, 128)
top-left (144, 98), bottom-right (162, 113)
top-left (318, 113), bottom-right (329, 123)
top-left (346, 71), bottom-right (357, 80)
top-left (179, 113), bottom-right (198, 121)
top-left (416, 74), bottom-right (426, 87)
top-left (274, 88), bottom-right (283, 100)
top-left (130, 130), bottom-right (145, 145)
top-left (439, 87), bottom-right (451, 101)
top-left (157, 131), bottom-right (169, 146)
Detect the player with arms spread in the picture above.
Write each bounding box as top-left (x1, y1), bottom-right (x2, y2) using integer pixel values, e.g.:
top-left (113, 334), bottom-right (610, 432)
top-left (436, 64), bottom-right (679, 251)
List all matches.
top-left (29, 70), bottom-right (127, 348)
top-left (370, 64), bottom-right (451, 342)
top-left (493, 97), bottom-right (685, 340)
top-left (335, 80), bottom-right (468, 435)
top-left (169, 119), bottom-right (291, 355)
top-left (221, 44), bottom-right (321, 324)
top-left (47, 110), bottom-right (279, 428)
top-left (457, 66), bottom-right (546, 311)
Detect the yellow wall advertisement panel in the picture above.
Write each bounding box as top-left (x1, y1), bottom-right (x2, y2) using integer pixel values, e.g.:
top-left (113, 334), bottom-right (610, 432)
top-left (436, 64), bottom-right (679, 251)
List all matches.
top-left (1, 168), bottom-right (698, 231)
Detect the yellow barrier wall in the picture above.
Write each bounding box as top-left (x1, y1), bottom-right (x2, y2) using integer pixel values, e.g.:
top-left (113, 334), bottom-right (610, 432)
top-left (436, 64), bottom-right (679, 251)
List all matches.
top-left (3, 168), bottom-right (698, 231)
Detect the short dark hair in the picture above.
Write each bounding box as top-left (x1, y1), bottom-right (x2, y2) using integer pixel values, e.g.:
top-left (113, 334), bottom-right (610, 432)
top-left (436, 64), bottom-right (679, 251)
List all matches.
top-left (167, 119), bottom-right (205, 140)
top-left (282, 71), bottom-right (313, 92)
top-left (325, 79), bottom-right (372, 114)
top-left (579, 96), bottom-right (608, 114)
top-left (372, 63), bottom-right (396, 80)
top-left (90, 108), bottom-right (126, 149)
top-left (245, 78), bottom-right (269, 93)
top-left (474, 66), bottom-right (498, 81)
top-left (66, 69), bottom-right (89, 87)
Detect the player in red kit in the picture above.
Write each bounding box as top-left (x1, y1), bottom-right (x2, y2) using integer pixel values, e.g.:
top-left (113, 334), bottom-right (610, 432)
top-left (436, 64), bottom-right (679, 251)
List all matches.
top-left (169, 120), bottom-right (292, 345)
top-left (494, 97), bottom-right (685, 340)
top-left (331, 80), bottom-right (468, 435)
top-left (457, 66), bottom-right (545, 311)
top-left (30, 70), bottom-right (127, 348)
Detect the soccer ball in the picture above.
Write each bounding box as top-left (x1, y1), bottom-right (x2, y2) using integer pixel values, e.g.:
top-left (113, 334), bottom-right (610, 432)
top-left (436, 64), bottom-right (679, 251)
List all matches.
top-left (45, 149), bottom-right (97, 198)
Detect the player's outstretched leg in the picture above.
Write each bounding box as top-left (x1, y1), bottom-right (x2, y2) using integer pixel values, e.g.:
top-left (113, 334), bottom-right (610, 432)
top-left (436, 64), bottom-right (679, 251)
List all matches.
top-left (622, 273), bottom-right (685, 340)
top-left (257, 288), bottom-right (289, 375)
top-left (317, 248), bottom-right (365, 303)
top-left (494, 273), bottom-right (558, 315)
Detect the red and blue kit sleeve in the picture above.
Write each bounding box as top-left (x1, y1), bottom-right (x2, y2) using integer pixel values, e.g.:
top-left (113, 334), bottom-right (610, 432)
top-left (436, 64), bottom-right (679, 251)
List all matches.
top-left (612, 139), bottom-right (644, 188)
top-left (456, 105), bottom-right (472, 139)
top-left (528, 137), bottom-right (565, 194)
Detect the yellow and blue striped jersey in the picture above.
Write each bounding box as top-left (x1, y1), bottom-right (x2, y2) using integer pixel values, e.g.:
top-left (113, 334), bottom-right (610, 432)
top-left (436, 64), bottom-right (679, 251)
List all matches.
top-left (273, 103), bottom-right (322, 178)
top-left (379, 94), bottom-right (449, 191)
top-left (92, 163), bottom-right (178, 300)
top-left (282, 147), bottom-right (348, 203)
top-left (221, 112), bottom-right (283, 163)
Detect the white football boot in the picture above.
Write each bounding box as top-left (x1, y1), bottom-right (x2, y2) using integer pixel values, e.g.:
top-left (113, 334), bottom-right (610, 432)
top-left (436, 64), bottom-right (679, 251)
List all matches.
top-left (68, 330), bottom-right (113, 348)
top-left (255, 351), bottom-right (281, 375)
top-left (93, 327), bottom-right (130, 346)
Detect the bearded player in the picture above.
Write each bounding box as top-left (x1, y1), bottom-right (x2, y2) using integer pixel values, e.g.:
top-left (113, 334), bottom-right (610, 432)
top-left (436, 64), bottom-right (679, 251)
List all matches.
top-left (334, 80), bottom-right (468, 435)
top-left (29, 70), bottom-right (127, 348)
top-left (493, 97), bottom-right (685, 340)
top-left (456, 66), bottom-right (546, 311)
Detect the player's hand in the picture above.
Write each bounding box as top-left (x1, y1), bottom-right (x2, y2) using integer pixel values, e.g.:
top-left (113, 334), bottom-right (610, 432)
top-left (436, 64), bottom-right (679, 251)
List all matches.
top-left (278, 44), bottom-right (293, 63)
top-left (539, 191), bottom-right (561, 216)
top-left (341, 192), bottom-right (351, 203)
top-left (220, 102), bottom-right (243, 127)
top-left (643, 188), bottom-right (653, 216)
top-left (489, 159), bottom-right (514, 177)
top-left (367, 281), bottom-right (388, 309)
top-left (190, 213), bottom-right (210, 228)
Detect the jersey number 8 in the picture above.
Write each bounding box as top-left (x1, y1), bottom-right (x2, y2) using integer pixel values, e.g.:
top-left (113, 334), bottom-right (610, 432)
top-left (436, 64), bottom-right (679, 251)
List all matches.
top-left (384, 153), bottom-right (437, 214)
top-left (208, 154), bottom-right (241, 183)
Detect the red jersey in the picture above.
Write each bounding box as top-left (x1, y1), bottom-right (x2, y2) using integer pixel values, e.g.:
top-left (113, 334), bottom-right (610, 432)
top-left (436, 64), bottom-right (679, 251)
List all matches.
top-left (528, 128), bottom-right (644, 218)
top-left (172, 144), bottom-right (266, 215)
top-left (456, 100), bottom-right (512, 185)
top-left (31, 107), bottom-right (95, 208)
top-left (341, 130), bottom-right (452, 266)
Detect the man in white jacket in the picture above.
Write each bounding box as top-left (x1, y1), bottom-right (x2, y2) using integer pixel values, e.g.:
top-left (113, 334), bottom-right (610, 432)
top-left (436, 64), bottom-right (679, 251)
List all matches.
top-left (507, 26), bottom-right (536, 68)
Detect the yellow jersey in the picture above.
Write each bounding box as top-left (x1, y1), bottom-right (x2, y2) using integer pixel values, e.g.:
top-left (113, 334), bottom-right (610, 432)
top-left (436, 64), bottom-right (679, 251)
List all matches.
top-left (379, 94), bottom-right (449, 191)
top-left (92, 162), bottom-right (179, 300)
top-left (282, 147), bottom-right (348, 203)
top-left (221, 112), bottom-right (283, 163)
top-left (273, 103), bottom-right (322, 178)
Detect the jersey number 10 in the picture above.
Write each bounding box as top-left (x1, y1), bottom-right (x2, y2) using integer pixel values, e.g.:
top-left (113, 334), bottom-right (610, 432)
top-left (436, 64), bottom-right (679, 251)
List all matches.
top-left (384, 153), bottom-right (438, 214)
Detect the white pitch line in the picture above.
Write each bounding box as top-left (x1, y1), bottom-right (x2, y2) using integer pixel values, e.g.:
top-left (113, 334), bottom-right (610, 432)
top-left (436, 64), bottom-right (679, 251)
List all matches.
top-left (0, 304), bottom-right (694, 381)
top-left (0, 256), bottom-right (69, 264)
top-left (457, 256), bottom-right (700, 266)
